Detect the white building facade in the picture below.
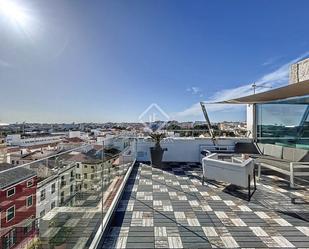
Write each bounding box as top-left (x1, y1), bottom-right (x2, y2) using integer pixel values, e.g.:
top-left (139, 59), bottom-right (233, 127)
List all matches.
top-left (6, 134), bottom-right (63, 147)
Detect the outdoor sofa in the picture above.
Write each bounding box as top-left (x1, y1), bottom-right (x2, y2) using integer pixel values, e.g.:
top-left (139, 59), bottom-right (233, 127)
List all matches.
top-left (253, 143), bottom-right (309, 187)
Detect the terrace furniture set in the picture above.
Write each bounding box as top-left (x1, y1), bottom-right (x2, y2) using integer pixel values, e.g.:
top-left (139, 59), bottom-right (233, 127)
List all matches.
top-left (201, 143), bottom-right (309, 201)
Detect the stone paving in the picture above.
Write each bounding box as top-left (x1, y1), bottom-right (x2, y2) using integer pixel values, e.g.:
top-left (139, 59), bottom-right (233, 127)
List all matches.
top-left (101, 162), bottom-right (309, 249)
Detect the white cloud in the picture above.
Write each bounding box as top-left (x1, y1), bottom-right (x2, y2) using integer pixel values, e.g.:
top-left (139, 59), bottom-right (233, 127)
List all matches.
top-left (174, 51), bottom-right (309, 120)
top-left (186, 86), bottom-right (202, 96)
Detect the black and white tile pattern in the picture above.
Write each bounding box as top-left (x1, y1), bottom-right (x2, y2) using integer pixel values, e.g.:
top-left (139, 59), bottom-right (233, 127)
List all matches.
top-left (101, 162), bottom-right (309, 248)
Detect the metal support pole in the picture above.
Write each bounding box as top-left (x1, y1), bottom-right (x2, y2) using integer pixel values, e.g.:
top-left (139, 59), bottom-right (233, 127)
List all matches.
top-left (200, 102), bottom-right (216, 145)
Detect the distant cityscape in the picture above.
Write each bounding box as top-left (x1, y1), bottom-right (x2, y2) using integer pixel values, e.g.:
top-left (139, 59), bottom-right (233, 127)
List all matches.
top-left (0, 120), bottom-right (247, 142)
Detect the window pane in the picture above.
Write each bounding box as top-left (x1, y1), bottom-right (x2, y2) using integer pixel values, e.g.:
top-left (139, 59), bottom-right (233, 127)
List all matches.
top-left (257, 101), bottom-right (309, 148)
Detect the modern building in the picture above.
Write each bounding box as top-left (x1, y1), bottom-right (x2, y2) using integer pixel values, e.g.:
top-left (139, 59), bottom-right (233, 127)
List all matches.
top-left (246, 58), bottom-right (309, 147)
top-left (242, 80), bottom-right (309, 148)
top-left (0, 163), bottom-right (37, 249)
top-left (6, 134), bottom-right (63, 147)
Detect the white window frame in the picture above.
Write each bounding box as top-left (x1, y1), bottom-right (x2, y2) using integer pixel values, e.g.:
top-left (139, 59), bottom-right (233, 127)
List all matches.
top-left (27, 180), bottom-right (33, 187)
top-left (26, 195), bottom-right (33, 208)
top-left (4, 228), bottom-right (16, 249)
top-left (6, 205), bottom-right (15, 223)
top-left (6, 188), bottom-right (15, 198)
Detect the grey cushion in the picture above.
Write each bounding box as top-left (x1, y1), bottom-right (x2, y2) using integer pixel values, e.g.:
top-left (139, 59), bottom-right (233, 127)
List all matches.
top-left (282, 147), bottom-right (309, 162)
top-left (263, 144), bottom-right (283, 159)
top-left (255, 156), bottom-right (290, 170)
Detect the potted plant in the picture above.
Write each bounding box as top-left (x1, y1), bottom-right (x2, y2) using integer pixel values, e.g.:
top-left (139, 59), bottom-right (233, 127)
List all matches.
top-left (149, 133), bottom-right (167, 168)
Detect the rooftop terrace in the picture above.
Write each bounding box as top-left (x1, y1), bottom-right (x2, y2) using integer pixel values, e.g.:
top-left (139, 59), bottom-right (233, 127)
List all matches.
top-left (101, 162), bottom-right (309, 249)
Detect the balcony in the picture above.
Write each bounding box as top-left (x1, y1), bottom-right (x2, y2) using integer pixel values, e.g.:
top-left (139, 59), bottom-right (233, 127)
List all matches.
top-left (100, 160), bottom-right (309, 248)
top-left (1, 136), bottom-right (308, 249)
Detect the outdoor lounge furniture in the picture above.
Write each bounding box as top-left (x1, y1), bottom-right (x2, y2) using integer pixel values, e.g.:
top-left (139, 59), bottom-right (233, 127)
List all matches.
top-left (202, 153), bottom-right (256, 201)
top-left (254, 143), bottom-right (309, 188)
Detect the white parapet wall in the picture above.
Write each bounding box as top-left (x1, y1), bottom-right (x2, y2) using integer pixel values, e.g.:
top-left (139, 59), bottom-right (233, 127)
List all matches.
top-left (136, 137), bottom-right (252, 163)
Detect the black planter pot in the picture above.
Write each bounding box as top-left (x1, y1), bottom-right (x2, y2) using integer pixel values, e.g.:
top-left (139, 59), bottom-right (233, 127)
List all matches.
top-left (150, 146), bottom-right (167, 168)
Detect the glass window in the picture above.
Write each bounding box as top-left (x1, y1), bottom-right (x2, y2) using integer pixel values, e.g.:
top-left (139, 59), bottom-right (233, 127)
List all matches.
top-left (6, 206), bottom-right (15, 222)
top-left (257, 100), bottom-right (309, 148)
top-left (40, 210), bottom-right (45, 217)
top-left (51, 201), bottom-right (56, 209)
top-left (26, 195), bottom-right (33, 207)
top-left (4, 229), bottom-right (16, 249)
top-left (7, 188), bottom-right (15, 197)
top-left (51, 183), bottom-right (56, 194)
top-left (84, 173), bottom-right (87, 179)
top-left (61, 176), bottom-right (65, 187)
top-left (27, 180), bottom-right (33, 187)
top-left (23, 221), bottom-right (33, 235)
top-left (60, 191), bottom-right (64, 204)
top-left (40, 189), bottom-right (46, 202)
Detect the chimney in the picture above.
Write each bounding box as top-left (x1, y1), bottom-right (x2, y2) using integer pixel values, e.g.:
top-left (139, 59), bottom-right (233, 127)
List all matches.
top-left (289, 58), bottom-right (309, 84)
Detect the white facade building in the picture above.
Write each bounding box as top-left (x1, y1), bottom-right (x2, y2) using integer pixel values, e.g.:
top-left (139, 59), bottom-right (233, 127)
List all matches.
top-left (68, 130), bottom-right (81, 138)
top-left (35, 163), bottom-right (76, 220)
top-left (36, 175), bottom-right (59, 219)
top-left (6, 134), bottom-right (62, 147)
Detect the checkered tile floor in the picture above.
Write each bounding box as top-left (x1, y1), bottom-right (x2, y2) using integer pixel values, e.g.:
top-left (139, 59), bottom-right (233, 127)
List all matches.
top-left (101, 162), bottom-right (309, 248)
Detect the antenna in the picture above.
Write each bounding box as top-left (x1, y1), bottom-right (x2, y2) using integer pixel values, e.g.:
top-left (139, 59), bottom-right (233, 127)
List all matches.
top-left (252, 82), bottom-right (272, 94)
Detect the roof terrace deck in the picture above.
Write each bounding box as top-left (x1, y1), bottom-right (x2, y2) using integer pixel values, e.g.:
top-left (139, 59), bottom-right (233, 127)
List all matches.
top-left (100, 162), bottom-right (309, 249)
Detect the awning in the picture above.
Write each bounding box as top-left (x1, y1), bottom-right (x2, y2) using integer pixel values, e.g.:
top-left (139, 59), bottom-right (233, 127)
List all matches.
top-left (204, 79), bottom-right (309, 104)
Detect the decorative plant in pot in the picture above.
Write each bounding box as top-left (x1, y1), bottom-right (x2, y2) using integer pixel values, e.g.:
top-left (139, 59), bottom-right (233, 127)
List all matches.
top-left (149, 133), bottom-right (167, 168)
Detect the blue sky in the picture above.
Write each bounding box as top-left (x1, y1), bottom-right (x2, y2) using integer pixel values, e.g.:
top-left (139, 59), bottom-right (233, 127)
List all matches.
top-left (0, 0), bottom-right (308, 123)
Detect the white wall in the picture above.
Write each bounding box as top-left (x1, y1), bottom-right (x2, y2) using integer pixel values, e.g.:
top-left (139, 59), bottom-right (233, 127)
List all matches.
top-left (36, 176), bottom-right (59, 219)
top-left (6, 134), bottom-right (62, 146)
top-left (246, 104), bottom-right (254, 138)
top-left (69, 131), bottom-right (81, 138)
top-left (136, 137), bottom-right (251, 163)
top-left (6, 134), bottom-right (21, 145)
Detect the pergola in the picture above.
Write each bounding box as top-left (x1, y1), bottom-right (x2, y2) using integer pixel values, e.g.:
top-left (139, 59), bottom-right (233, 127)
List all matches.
top-left (200, 79), bottom-right (309, 141)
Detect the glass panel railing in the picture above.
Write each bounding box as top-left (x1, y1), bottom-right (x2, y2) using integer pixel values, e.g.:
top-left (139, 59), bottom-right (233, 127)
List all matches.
top-left (0, 138), bottom-right (136, 249)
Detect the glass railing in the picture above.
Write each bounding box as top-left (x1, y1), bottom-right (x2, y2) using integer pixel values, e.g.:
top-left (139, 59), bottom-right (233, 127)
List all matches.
top-left (0, 138), bottom-right (136, 249)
